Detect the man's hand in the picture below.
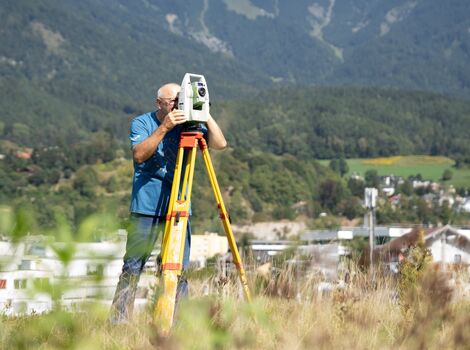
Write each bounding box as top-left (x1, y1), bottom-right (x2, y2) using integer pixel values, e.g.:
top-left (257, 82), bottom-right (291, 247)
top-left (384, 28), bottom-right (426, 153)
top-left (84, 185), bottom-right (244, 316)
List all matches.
top-left (160, 109), bottom-right (186, 132)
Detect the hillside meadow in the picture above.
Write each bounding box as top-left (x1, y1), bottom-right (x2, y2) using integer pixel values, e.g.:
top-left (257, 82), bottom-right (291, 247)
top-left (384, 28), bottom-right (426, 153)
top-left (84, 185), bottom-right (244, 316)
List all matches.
top-left (320, 155), bottom-right (470, 188)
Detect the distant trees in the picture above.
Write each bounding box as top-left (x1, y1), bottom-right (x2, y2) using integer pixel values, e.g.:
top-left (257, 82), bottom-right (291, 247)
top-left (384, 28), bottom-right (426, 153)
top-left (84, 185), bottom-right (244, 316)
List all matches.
top-left (226, 87), bottom-right (470, 160)
top-left (3, 85), bottom-right (470, 232)
top-left (347, 177), bottom-right (365, 197)
top-left (441, 169), bottom-right (453, 182)
top-left (329, 158), bottom-right (349, 177)
top-left (28, 168), bottom-right (61, 186)
top-left (318, 179), bottom-right (346, 212)
top-left (10, 123), bottom-right (31, 142)
top-left (454, 156), bottom-right (470, 169)
top-left (73, 166), bottom-right (98, 198)
top-left (338, 197), bottom-right (364, 220)
top-left (398, 180), bottom-right (413, 196)
top-left (364, 169), bottom-right (380, 188)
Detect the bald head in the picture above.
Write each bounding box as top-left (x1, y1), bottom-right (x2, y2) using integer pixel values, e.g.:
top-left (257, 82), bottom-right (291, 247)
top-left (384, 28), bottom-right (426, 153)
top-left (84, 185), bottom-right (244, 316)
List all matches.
top-left (155, 83), bottom-right (181, 119)
top-left (157, 83), bottom-right (180, 99)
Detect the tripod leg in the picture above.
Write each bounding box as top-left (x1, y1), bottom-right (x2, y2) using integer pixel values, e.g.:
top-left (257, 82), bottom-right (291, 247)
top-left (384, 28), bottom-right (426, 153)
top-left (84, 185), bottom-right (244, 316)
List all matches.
top-left (154, 144), bottom-right (198, 333)
top-left (199, 141), bottom-right (251, 302)
top-left (160, 143), bottom-right (185, 260)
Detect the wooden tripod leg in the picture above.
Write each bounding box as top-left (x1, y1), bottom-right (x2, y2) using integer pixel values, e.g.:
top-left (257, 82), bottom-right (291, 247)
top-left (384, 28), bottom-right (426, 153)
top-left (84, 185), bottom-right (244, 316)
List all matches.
top-left (199, 139), bottom-right (252, 302)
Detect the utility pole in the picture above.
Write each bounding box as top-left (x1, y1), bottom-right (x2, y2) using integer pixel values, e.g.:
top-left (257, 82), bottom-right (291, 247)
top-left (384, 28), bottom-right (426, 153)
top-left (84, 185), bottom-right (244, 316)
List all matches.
top-left (364, 188), bottom-right (378, 272)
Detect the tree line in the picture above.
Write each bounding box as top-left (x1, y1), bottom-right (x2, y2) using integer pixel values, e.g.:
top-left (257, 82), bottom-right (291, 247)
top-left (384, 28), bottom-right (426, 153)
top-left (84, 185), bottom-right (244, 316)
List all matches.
top-left (2, 86), bottom-right (470, 235)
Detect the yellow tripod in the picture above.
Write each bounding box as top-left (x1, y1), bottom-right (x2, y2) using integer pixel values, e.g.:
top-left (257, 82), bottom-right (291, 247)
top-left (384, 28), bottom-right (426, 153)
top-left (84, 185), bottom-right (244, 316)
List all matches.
top-left (153, 128), bottom-right (251, 333)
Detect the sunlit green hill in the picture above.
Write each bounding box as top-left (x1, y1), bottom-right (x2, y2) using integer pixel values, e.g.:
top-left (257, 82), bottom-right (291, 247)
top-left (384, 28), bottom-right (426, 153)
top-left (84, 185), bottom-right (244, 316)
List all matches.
top-left (320, 156), bottom-right (470, 188)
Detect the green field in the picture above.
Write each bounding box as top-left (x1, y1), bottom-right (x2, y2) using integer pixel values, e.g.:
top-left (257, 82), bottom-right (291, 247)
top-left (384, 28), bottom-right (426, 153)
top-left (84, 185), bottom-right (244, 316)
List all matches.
top-left (320, 156), bottom-right (470, 188)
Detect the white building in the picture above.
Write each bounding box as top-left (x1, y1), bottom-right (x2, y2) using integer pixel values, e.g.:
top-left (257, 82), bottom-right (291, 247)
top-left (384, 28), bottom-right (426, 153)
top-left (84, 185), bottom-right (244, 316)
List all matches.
top-left (374, 225), bottom-right (470, 268)
top-left (0, 237), bottom-right (128, 315)
top-left (425, 226), bottom-right (470, 265)
top-left (0, 268), bottom-right (53, 315)
top-left (1, 230), bottom-right (236, 315)
top-left (460, 198), bottom-right (470, 213)
top-left (189, 232), bottom-right (229, 268)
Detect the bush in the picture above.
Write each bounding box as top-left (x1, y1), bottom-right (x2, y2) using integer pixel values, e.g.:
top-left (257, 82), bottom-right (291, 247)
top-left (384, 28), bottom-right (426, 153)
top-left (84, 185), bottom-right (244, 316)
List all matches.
top-left (398, 229), bottom-right (432, 319)
top-left (441, 169), bottom-right (453, 181)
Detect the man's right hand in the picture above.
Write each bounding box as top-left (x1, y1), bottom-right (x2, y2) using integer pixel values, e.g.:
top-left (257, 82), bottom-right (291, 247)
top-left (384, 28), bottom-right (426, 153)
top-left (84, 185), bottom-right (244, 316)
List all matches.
top-left (161, 110), bottom-right (186, 132)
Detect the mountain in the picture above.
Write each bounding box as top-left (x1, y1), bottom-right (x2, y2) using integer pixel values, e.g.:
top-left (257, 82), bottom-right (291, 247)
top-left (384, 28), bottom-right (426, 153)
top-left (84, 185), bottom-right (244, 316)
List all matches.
top-left (1, 0), bottom-right (469, 148)
top-left (0, 0), bottom-right (272, 147)
top-left (131, 0), bottom-right (470, 96)
top-left (2, 0), bottom-right (470, 100)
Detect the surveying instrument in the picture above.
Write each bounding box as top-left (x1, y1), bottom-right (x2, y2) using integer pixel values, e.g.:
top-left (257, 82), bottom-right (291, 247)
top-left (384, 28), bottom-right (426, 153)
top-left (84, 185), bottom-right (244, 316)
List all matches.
top-left (153, 73), bottom-right (251, 333)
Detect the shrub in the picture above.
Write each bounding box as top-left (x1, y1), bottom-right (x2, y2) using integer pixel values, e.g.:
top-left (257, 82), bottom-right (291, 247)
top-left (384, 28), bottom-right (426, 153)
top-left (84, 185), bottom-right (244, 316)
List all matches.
top-left (397, 228), bottom-right (432, 319)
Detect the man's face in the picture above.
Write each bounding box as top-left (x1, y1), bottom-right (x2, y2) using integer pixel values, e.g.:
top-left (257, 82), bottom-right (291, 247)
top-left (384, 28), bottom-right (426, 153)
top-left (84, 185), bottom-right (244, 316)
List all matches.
top-left (156, 87), bottom-right (180, 115)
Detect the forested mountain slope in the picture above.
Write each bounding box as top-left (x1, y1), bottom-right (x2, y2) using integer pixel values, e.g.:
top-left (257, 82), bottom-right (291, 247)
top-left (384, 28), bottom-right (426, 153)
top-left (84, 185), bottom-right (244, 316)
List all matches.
top-left (2, 0), bottom-right (470, 149)
top-left (222, 87), bottom-right (470, 160)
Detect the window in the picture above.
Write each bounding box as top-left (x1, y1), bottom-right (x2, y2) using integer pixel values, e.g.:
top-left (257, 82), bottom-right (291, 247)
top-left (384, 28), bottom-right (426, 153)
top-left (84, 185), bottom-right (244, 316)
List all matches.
top-left (14, 279), bottom-right (27, 289)
top-left (0, 279), bottom-right (6, 289)
top-left (30, 245), bottom-right (46, 257)
top-left (34, 278), bottom-right (50, 289)
top-left (86, 264), bottom-right (104, 277)
top-left (454, 254), bottom-right (462, 263)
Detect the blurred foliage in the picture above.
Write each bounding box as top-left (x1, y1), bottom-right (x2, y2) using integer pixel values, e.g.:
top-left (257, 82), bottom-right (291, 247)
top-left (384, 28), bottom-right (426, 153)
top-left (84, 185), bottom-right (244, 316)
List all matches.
top-left (398, 229), bottom-right (432, 320)
top-left (1, 264), bottom-right (469, 349)
top-left (0, 307), bottom-right (112, 350)
top-left (342, 236), bottom-right (369, 262)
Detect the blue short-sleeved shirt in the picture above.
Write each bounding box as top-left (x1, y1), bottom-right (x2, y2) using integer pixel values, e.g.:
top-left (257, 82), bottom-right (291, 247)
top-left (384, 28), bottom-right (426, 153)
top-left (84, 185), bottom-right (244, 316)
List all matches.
top-left (129, 111), bottom-right (207, 216)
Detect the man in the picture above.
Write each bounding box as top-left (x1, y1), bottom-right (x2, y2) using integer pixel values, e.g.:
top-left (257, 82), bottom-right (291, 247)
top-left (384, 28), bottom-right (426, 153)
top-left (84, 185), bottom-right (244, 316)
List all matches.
top-left (109, 82), bottom-right (227, 323)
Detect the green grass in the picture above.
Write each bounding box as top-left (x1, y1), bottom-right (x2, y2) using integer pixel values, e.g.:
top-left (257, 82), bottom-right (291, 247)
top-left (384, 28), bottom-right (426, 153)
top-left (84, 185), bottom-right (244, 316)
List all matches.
top-left (319, 156), bottom-right (470, 188)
